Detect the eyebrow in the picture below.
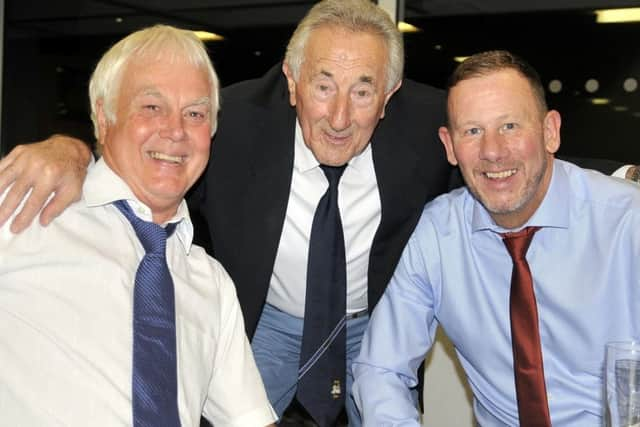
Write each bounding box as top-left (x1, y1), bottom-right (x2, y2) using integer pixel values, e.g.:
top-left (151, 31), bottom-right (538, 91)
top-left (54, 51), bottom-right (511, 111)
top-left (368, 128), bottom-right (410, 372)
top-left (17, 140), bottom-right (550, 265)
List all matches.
top-left (188, 97), bottom-right (211, 107)
top-left (136, 88), bottom-right (163, 100)
top-left (318, 70), bottom-right (374, 84)
top-left (136, 90), bottom-right (210, 108)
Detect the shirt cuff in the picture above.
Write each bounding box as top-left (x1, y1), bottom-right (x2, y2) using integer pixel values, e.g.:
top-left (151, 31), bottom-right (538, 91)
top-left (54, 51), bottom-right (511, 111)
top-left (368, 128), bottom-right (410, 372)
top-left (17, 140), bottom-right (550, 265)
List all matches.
top-left (612, 164), bottom-right (632, 179)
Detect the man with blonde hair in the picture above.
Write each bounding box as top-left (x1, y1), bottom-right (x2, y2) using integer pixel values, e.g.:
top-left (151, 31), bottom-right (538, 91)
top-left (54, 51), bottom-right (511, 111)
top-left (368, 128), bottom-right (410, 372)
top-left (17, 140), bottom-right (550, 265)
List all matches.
top-left (0, 24), bottom-right (276, 427)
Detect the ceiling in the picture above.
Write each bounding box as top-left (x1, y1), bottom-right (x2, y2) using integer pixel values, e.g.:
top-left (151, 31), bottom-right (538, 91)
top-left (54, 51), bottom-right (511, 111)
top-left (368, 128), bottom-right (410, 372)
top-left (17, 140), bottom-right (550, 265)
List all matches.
top-left (4, 0), bottom-right (640, 162)
top-left (7, 0), bottom-right (640, 37)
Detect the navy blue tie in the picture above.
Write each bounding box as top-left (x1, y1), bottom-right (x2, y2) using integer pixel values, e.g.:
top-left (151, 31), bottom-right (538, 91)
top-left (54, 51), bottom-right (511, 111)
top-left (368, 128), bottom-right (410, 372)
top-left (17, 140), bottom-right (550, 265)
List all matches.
top-left (297, 164), bottom-right (347, 427)
top-left (114, 200), bottom-right (180, 427)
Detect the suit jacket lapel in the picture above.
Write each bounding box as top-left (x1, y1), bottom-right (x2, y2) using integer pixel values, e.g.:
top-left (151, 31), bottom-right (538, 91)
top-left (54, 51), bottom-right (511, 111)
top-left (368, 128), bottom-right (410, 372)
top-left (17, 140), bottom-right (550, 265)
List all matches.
top-left (243, 65), bottom-right (296, 297)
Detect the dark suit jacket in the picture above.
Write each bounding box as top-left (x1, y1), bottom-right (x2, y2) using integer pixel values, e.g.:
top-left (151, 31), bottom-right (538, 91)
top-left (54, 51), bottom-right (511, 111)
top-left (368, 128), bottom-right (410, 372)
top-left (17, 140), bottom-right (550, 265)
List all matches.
top-left (190, 64), bottom-right (453, 338)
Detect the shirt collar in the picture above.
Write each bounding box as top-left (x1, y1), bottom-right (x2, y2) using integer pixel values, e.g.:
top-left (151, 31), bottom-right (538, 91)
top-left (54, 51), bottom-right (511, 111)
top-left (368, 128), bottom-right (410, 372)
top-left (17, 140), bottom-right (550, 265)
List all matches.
top-left (471, 158), bottom-right (570, 234)
top-left (293, 118), bottom-right (372, 174)
top-left (83, 158), bottom-right (194, 254)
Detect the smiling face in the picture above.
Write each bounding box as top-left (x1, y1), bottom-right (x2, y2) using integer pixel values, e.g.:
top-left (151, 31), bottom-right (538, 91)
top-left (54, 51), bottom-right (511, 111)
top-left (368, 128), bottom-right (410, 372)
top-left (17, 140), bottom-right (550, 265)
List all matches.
top-left (438, 68), bottom-right (561, 229)
top-left (97, 56), bottom-right (212, 223)
top-left (283, 25), bottom-right (400, 167)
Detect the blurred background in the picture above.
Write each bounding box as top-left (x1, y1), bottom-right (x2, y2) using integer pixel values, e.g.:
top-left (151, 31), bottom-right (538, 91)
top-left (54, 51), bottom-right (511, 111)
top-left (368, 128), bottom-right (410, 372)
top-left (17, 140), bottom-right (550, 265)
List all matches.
top-left (2, 0), bottom-right (640, 164)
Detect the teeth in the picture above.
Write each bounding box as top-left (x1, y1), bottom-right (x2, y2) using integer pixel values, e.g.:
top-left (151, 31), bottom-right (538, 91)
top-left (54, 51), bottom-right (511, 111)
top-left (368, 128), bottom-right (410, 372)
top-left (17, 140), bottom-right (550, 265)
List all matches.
top-left (150, 152), bottom-right (183, 163)
top-left (485, 169), bottom-right (516, 179)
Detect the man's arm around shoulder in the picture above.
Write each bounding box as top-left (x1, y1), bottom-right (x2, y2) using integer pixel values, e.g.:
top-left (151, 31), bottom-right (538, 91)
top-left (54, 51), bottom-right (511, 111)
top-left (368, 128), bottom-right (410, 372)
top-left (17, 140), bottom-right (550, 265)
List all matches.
top-left (0, 135), bottom-right (91, 233)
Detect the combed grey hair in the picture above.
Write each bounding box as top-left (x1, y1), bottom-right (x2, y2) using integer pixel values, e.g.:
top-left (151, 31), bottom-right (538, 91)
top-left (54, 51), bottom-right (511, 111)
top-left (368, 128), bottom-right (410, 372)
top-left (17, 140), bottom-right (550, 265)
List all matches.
top-left (284, 0), bottom-right (404, 93)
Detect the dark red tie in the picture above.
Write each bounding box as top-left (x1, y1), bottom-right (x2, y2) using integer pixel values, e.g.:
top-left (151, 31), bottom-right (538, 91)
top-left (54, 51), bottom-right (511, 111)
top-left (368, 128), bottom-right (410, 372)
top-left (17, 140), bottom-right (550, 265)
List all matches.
top-left (501, 226), bottom-right (551, 427)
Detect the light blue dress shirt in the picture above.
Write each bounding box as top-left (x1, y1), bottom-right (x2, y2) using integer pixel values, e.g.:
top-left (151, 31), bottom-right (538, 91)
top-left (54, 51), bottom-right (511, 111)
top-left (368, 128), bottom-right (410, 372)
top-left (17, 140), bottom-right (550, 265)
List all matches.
top-left (352, 159), bottom-right (640, 426)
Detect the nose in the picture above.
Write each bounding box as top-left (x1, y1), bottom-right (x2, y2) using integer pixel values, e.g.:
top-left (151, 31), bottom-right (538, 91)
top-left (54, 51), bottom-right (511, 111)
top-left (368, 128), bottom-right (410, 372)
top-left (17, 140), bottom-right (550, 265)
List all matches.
top-left (478, 130), bottom-right (508, 162)
top-left (159, 111), bottom-right (186, 142)
top-left (327, 91), bottom-right (351, 131)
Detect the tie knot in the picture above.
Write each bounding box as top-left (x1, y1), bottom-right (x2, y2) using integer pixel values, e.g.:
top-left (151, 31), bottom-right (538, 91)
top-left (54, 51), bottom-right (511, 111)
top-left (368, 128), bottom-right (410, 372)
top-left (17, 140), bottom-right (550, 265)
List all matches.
top-left (114, 200), bottom-right (176, 255)
top-left (320, 164), bottom-right (347, 188)
top-left (501, 226), bottom-right (540, 260)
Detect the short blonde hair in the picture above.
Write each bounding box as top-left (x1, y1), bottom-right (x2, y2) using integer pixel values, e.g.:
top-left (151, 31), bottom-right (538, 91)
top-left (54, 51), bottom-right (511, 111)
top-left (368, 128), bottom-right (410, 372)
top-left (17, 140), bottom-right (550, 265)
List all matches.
top-left (89, 24), bottom-right (220, 140)
top-left (445, 50), bottom-right (548, 127)
top-left (284, 0), bottom-right (404, 93)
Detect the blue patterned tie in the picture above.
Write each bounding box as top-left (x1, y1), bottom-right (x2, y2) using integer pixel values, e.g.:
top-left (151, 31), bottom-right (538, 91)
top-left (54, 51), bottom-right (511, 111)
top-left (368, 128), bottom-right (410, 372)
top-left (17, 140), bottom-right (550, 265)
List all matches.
top-left (114, 200), bottom-right (180, 427)
top-left (297, 164), bottom-right (347, 427)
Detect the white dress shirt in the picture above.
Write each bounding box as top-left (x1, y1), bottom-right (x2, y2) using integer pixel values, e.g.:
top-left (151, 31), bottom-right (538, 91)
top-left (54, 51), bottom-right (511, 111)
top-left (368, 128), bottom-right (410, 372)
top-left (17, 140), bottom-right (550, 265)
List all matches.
top-left (266, 121), bottom-right (382, 318)
top-left (0, 159), bottom-right (277, 427)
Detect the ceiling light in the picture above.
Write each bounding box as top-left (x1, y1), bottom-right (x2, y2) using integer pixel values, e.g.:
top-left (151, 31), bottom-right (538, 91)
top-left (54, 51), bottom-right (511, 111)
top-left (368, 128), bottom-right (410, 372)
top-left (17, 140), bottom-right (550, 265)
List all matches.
top-left (590, 98), bottom-right (611, 105)
top-left (623, 78), bottom-right (638, 92)
top-left (398, 22), bottom-right (420, 33)
top-left (584, 78), bottom-right (599, 93)
top-left (595, 8), bottom-right (640, 23)
top-left (193, 31), bottom-right (224, 42)
top-left (548, 80), bottom-right (563, 93)
top-left (454, 56), bottom-right (470, 63)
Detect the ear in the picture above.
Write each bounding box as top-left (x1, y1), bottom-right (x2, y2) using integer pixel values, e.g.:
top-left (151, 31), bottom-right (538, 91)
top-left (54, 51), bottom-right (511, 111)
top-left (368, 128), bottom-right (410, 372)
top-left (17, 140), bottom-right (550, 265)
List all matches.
top-left (379, 79), bottom-right (403, 119)
top-left (96, 99), bottom-right (108, 148)
top-left (543, 110), bottom-right (561, 154)
top-left (438, 126), bottom-right (458, 166)
top-left (282, 62), bottom-right (297, 107)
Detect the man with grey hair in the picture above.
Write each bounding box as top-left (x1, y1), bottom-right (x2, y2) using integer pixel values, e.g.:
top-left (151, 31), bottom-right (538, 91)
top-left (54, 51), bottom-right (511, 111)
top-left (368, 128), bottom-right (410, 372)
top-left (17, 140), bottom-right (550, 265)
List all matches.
top-left (0, 1), bottom-right (451, 425)
top-left (0, 24), bottom-right (276, 427)
top-left (191, 3), bottom-right (452, 425)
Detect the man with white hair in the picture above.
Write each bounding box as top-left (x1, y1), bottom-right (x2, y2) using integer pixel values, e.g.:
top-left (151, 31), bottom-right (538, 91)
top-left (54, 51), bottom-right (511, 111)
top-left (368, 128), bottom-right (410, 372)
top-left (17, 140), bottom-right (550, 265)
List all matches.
top-left (0, 24), bottom-right (276, 427)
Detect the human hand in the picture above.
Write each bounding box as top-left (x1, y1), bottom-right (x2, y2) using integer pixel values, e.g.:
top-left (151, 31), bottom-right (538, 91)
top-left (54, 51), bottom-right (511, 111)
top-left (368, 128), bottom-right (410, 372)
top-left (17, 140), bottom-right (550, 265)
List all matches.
top-left (625, 165), bottom-right (640, 184)
top-left (0, 135), bottom-right (92, 233)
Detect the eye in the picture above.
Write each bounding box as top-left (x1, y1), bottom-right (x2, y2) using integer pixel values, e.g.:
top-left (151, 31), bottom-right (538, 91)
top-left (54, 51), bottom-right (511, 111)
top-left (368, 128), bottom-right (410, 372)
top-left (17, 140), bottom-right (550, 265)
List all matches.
top-left (184, 108), bottom-right (209, 123)
top-left (355, 89), bottom-right (372, 98)
top-left (501, 122), bottom-right (517, 132)
top-left (143, 104), bottom-right (160, 112)
top-left (187, 111), bottom-right (204, 119)
top-left (312, 81), bottom-right (335, 100)
top-left (464, 127), bottom-right (482, 136)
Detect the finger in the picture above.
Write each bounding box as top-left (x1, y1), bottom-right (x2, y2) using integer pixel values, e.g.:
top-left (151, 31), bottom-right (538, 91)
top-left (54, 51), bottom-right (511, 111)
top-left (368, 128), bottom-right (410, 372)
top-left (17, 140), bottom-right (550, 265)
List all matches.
top-left (0, 162), bottom-right (17, 196)
top-left (38, 188), bottom-right (79, 227)
top-left (0, 177), bottom-right (32, 228)
top-left (9, 186), bottom-right (50, 233)
top-left (0, 146), bottom-right (20, 174)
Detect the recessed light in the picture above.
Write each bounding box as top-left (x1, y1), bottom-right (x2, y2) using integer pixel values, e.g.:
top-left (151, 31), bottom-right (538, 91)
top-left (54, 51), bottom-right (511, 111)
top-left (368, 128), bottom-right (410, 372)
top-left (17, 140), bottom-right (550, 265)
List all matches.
top-left (193, 31), bottom-right (224, 42)
top-left (595, 8), bottom-right (640, 23)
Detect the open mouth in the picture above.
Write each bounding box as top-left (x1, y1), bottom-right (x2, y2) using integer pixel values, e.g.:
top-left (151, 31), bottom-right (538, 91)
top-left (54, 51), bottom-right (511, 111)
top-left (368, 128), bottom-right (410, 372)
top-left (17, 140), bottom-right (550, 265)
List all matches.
top-left (149, 151), bottom-right (184, 164)
top-left (485, 169), bottom-right (516, 179)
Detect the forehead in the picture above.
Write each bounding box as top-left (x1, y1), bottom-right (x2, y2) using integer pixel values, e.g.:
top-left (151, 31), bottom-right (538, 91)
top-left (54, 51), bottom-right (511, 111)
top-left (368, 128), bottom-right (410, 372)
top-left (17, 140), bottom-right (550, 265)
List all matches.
top-left (449, 69), bottom-right (539, 120)
top-left (119, 55), bottom-right (209, 97)
top-left (302, 25), bottom-right (388, 80)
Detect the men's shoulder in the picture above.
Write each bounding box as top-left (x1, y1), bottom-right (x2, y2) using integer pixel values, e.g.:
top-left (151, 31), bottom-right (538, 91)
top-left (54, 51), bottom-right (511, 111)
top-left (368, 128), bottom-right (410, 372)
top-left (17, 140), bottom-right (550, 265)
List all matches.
top-left (419, 187), bottom-right (470, 230)
top-left (560, 155), bottom-right (624, 176)
top-left (561, 160), bottom-right (640, 211)
top-left (425, 186), bottom-right (468, 211)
